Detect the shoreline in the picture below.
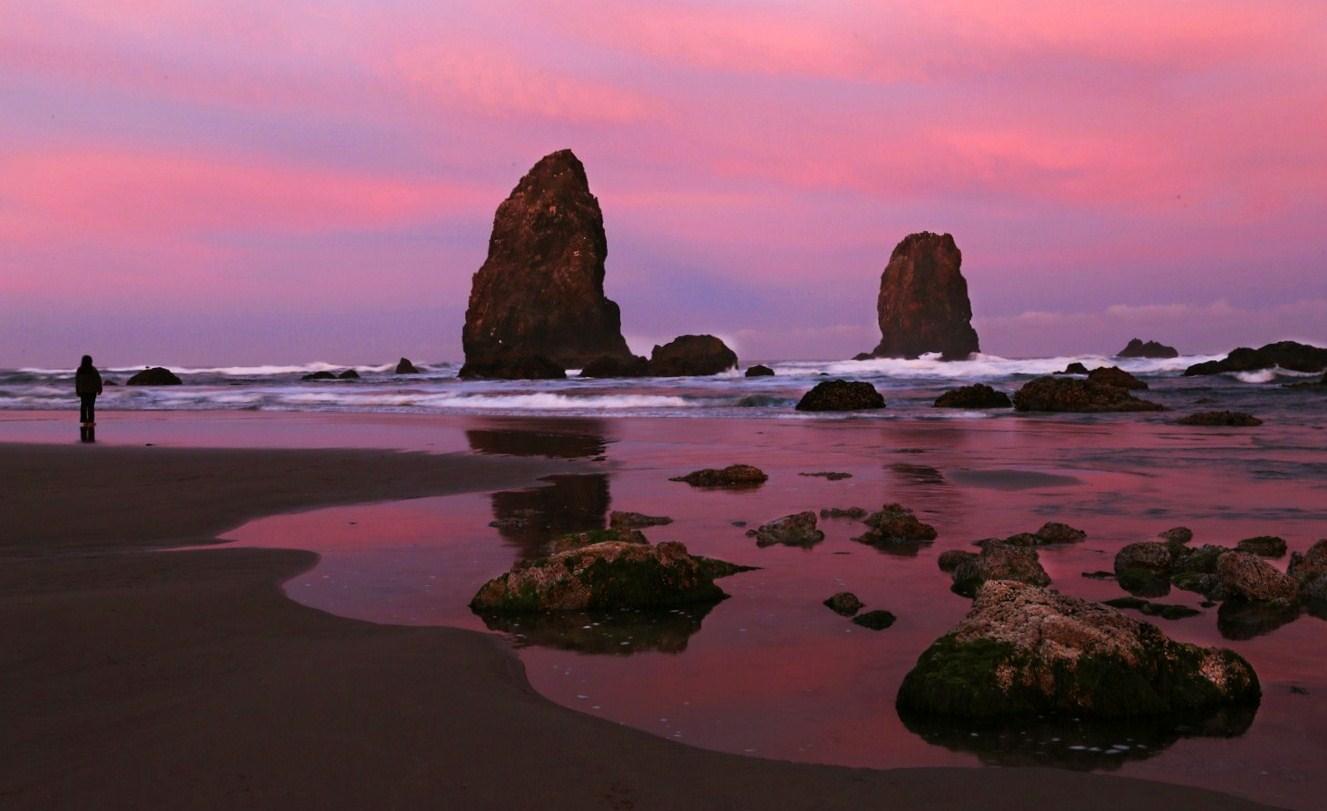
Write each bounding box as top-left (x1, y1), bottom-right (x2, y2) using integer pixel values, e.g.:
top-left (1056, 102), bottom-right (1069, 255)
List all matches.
top-left (1, 433), bottom-right (1286, 809)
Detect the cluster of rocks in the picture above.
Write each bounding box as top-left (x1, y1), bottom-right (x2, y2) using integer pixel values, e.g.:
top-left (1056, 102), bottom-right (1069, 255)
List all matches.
top-left (822, 591), bottom-right (895, 630)
top-left (302, 369), bottom-right (361, 381)
top-left (852, 504), bottom-right (938, 551)
top-left (1184, 341), bottom-right (1327, 376)
top-left (939, 542), bottom-right (1050, 597)
top-left (1117, 338), bottom-right (1179, 359)
top-left (1012, 375), bottom-right (1164, 413)
top-left (896, 580), bottom-right (1260, 720)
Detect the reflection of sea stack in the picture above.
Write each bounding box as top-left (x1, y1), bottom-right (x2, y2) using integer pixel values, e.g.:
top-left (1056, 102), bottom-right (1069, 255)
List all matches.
top-left (869, 232), bottom-right (979, 360)
top-left (460, 149), bottom-right (633, 379)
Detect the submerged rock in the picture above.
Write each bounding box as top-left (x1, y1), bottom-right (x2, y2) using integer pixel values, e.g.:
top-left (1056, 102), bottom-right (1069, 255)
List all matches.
top-left (795, 380), bottom-right (886, 411)
top-left (938, 549), bottom-right (978, 573)
top-left (897, 581), bottom-right (1260, 719)
top-left (868, 231), bottom-right (979, 360)
top-left (301, 370), bottom-right (338, 381)
top-left (819, 506), bottom-right (868, 520)
top-left (1176, 411), bottom-right (1262, 427)
top-left (670, 464), bottom-right (768, 488)
top-left (1117, 338), bottom-right (1179, 359)
top-left (934, 384), bottom-right (1012, 409)
top-left (1102, 596), bottom-right (1202, 621)
top-left (1184, 341), bottom-right (1327, 376)
top-left (950, 542), bottom-right (1051, 597)
top-left (1086, 366), bottom-right (1147, 390)
top-left (461, 149), bottom-right (633, 375)
top-left (799, 471), bottom-right (852, 480)
top-left (608, 511), bottom-right (673, 530)
top-left (823, 592), bottom-right (864, 616)
top-left (647, 335), bottom-right (737, 376)
top-left (1236, 536), bottom-right (1287, 558)
top-left (478, 604), bottom-right (714, 655)
top-left (744, 364), bottom-right (775, 377)
top-left (746, 511), bottom-right (825, 548)
top-left (395, 357), bottom-right (421, 374)
top-left (853, 504), bottom-right (938, 550)
top-left (470, 540), bottom-right (742, 613)
top-left (1013, 377), bottom-right (1165, 413)
top-left (852, 610), bottom-right (897, 630)
top-left (126, 367), bottom-right (182, 386)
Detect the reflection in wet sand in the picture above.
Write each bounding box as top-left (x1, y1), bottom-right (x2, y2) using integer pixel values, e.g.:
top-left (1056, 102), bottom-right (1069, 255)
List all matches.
top-left (478, 605), bottom-right (716, 655)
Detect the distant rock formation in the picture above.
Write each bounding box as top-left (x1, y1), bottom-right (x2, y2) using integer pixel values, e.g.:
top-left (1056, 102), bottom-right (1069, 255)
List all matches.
top-left (395, 357), bottom-right (420, 374)
top-left (126, 367), bottom-right (181, 386)
top-left (1118, 338), bottom-right (1178, 359)
top-left (1184, 341), bottom-right (1327, 376)
top-left (868, 232), bottom-right (979, 360)
top-left (646, 335), bottom-right (737, 376)
top-left (460, 149), bottom-right (633, 379)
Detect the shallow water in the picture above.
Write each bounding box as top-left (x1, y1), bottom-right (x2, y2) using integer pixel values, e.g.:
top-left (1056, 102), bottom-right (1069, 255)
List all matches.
top-left (220, 413), bottom-right (1327, 811)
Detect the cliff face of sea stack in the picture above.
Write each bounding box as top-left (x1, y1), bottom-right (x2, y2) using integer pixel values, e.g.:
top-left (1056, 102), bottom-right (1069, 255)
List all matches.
top-left (869, 232), bottom-right (979, 361)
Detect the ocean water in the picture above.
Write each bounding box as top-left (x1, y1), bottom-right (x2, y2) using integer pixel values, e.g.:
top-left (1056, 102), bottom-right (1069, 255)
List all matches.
top-left (3, 353), bottom-right (1322, 421)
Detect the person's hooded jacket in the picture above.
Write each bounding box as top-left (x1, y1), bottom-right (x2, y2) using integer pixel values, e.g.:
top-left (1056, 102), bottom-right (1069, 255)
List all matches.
top-left (75, 362), bottom-right (103, 397)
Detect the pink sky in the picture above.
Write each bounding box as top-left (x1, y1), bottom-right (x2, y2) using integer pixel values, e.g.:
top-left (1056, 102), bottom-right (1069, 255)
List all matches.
top-left (4, 1), bottom-right (1326, 366)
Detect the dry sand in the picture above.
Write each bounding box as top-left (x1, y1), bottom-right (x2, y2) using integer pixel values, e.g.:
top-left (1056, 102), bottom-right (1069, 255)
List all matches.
top-left (1, 442), bottom-right (1281, 809)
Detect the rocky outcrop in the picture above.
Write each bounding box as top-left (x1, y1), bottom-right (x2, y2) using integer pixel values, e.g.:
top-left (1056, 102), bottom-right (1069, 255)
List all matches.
top-left (853, 504), bottom-right (937, 550)
top-left (824, 592), bottom-right (864, 616)
top-left (469, 540), bottom-right (743, 612)
top-left (460, 149), bottom-right (633, 378)
top-left (1056, 362), bottom-right (1089, 375)
top-left (744, 364), bottom-right (775, 377)
top-left (458, 355), bottom-right (566, 380)
top-left (868, 232), bottom-right (979, 360)
top-left (746, 511), bottom-right (824, 548)
top-left (896, 581), bottom-right (1260, 719)
top-left (949, 542), bottom-right (1051, 597)
top-left (1184, 341), bottom-right (1327, 376)
top-left (1012, 377), bottom-right (1165, 412)
top-left (1117, 338), bottom-right (1179, 359)
top-left (1176, 411), bottom-right (1262, 427)
top-left (301, 371), bottom-right (338, 381)
top-left (646, 335), bottom-right (737, 376)
top-left (669, 464), bottom-right (768, 488)
top-left (579, 355), bottom-right (650, 378)
top-left (1236, 536), bottom-right (1286, 558)
top-left (1086, 366), bottom-right (1147, 390)
top-left (395, 357), bottom-right (420, 374)
top-left (795, 380), bottom-right (886, 411)
top-left (126, 367), bottom-right (181, 386)
top-left (933, 384), bottom-right (1011, 409)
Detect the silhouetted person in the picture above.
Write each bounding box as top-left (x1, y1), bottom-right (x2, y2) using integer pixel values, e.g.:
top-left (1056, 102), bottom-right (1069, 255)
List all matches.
top-left (75, 355), bottom-right (103, 443)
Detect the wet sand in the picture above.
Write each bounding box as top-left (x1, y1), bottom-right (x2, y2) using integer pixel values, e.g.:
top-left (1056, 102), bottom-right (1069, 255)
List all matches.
top-left (0, 413), bottom-right (1291, 810)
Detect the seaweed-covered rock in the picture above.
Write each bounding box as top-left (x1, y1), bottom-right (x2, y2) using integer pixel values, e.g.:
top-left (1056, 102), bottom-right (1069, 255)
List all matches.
top-left (795, 380), bottom-right (886, 411)
top-left (395, 357), bottom-right (420, 374)
top-left (934, 384), bottom-right (1012, 409)
top-left (647, 335), bottom-right (738, 376)
top-left (1087, 366), bottom-right (1147, 390)
top-left (608, 511), bottom-right (673, 530)
top-left (852, 610), bottom-right (897, 630)
top-left (1289, 539), bottom-right (1327, 583)
top-left (950, 542), bottom-right (1051, 597)
top-left (746, 511), bottom-right (824, 548)
top-left (579, 355), bottom-right (650, 378)
top-left (1236, 536), bottom-right (1287, 558)
top-left (824, 592), bottom-right (863, 616)
top-left (1176, 411), bottom-right (1262, 427)
top-left (1184, 341), bottom-right (1327, 376)
top-left (1114, 542), bottom-right (1174, 596)
top-left (669, 464), bottom-right (768, 488)
top-left (459, 354), bottom-right (566, 380)
top-left (1216, 552), bottom-right (1298, 603)
top-left (896, 581), bottom-right (1260, 719)
top-left (745, 364), bottom-right (775, 377)
top-left (469, 540), bottom-right (740, 613)
top-left (1117, 338), bottom-right (1179, 359)
top-left (1012, 377), bottom-right (1164, 412)
top-left (126, 366), bottom-right (182, 386)
top-left (853, 504), bottom-right (938, 549)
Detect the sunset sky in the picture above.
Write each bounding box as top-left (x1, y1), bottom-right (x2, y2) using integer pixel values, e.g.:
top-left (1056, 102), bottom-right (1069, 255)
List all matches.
top-left (4, 1), bottom-right (1326, 366)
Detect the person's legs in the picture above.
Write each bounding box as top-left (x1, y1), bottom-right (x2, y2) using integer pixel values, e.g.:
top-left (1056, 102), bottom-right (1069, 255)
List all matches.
top-left (79, 396), bottom-right (92, 423)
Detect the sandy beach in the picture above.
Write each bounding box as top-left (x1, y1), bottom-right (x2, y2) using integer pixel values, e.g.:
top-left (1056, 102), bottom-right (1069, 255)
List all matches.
top-left (0, 411), bottom-right (1296, 810)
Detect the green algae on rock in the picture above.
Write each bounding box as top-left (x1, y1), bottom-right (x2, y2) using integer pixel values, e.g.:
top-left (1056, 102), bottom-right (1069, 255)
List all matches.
top-left (897, 581), bottom-right (1260, 720)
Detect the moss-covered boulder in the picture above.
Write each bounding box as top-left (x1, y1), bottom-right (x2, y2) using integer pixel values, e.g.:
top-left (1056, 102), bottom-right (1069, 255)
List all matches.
top-left (746, 511), bottom-right (824, 548)
top-left (669, 464), bottom-right (768, 488)
top-left (1013, 376), bottom-right (1164, 412)
top-left (897, 581), bottom-right (1260, 719)
top-left (470, 540), bottom-right (743, 613)
top-left (950, 542), bottom-right (1051, 597)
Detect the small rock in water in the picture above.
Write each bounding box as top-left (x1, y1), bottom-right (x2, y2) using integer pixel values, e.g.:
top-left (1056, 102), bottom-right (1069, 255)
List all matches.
top-left (795, 380), bottom-right (887, 411)
top-left (823, 592), bottom-right (864, 616)
top-left (670, 464), bottom-right (768, 488)
top-left (950, 542), bottom-right (1051, 597)
top-left (819, 506), bottom-right (868, 520)
top-left (746, 511), bottom-right (825, 548)
top-left (127, 366), bottom-right (183, 386)
top-left (1176, 411), bottom-right (1262, 427)
top-left (799, 471), bottom-right (852, 480)
top-left (1087, 366), bottom-right (1148, 390)
top-left (1081, 570), bottom-right (1116, 580)
top-left (744, 364), bottom-right (775, 377)
top-left (852, 610), bottom-right (897, 630)
top-left (853, 503), bottom-right (937, 549)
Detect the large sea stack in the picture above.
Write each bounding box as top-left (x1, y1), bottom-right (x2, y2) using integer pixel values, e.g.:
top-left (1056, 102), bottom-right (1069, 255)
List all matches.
top-left (460, 149), bottom-right (634, 379)
top-left (869, 232), bottom-right (979, 360)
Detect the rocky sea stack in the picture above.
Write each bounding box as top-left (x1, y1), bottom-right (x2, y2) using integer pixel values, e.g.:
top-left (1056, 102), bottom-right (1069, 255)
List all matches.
top-left (1117, 338), bottom-right (1179, 359)
top-left (460, 149), bottom-right (633, 379)
top-left (868, 232), bottom-right (979, 360)
top-left (647, 335), bottom-right (737, 376)
top-left (1184, 341), bottom-right (1327, 376)
top-left (897, 581), bottom-right (1260, 719)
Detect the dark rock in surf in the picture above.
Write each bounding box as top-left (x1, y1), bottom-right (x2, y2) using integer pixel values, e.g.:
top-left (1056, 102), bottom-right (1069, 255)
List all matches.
top-left (1176, 411), bottom-right (1262, 427)
top-left (1056, 362), bottom-right (1090, 375)
top-left (1087, 366), bottom-right (1147, 390)
top-left (460, 149), bottom-right (634, 377)
top-left (395, 357), bottom-right (421, 374)
top-left (1012, 377), bottom-right (1164, 413)
top-left (1117, 338), bottom-right (1179, 359)
top-left (646, 335), bottom-right (738, 376)
top-left (126, 367), bottom-right (182, 386)
top-left (934, 384), bottom-right (1012, 409)
top-left (337, 369), bottom-right (360, 380)
top-left (301, 371), bottom-right (338, 381)
top-left (745, 364), bottom-right (775, 377)
top-left (580, 354), bottom-right (650, 378)
top-left (458, 355), bottom-right (566, 380)
top-left (868, 232), bottom-right (979, 360)
top-left (1184, 341), bottom-right (1327, 376)
top-left (795, 380), bottom-right (886, 411)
